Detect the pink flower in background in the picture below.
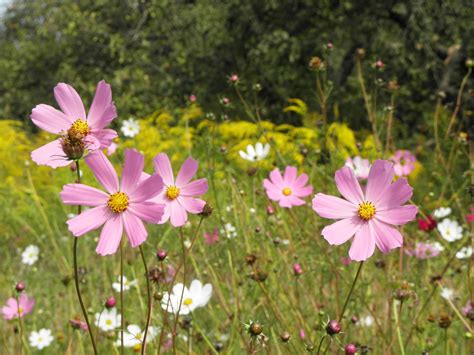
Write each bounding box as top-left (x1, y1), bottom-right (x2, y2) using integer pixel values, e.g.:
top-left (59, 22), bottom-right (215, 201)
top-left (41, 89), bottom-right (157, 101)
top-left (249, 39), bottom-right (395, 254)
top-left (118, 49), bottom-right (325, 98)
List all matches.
top-left (345, 156), bottom-right (371, 180)
top-left (390, 150), bottom-right (416, 177)
top-left (30, 80), bottom-right (118, 168)
top-left (147, 153), bottom-right (208, 227)
top-left (340, 257), bottom-right (352, 266)
top-left (61, 149), bottom-right (165, 256)
top-left (189, 94), bottom-right (197, 103)
top-left (466, 207), bottom-right (474, 223)
top-left (107, 142), bottom-right (118, 156)
top-left (405, 242), bottom-right (443, 259)
top-left (312, 160), bottom-right (418, 261)
top-left (204, 228), bottom-right (219, 245)
top-left (299, 329), bottom-right (306, 340)
top-left (263, 166), bottom-right (313, 208)
top-left (2, 294), bottom-right (35, 320)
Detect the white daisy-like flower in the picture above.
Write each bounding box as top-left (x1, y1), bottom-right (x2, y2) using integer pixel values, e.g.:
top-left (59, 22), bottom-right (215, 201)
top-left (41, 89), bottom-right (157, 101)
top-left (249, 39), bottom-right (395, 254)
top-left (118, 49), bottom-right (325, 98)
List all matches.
top-left (161, 279), bottom-right (212, 315)
top-left (21, 245), bottom-right (40, 265)
top-left (112, 276), bottom-right (138, 292)
top-left (433, 207), bottom-right (452, 219)
top-left (121, 118), bottom-right (140, 138)
top-left (239, 143), bottom-right (270, 162)
top-left (345, 156), bottom-right (371, 180)
top-left (456, 246), bottom-right (473, 259)
top-left (358, 315), bottom-right (374, 327)
top-left (437, 219), bottom-right (463, 242)
top-left (95, 308), bottom-right (121, 331)
top-left (249, 208), bottom-right (256, 214)
top-left (115, 324), bottom-right (158, 350)
top-left (220, 223), bottom-right (237, 239)
top-left (440, 288), bottom-right (455, 301)
top-left (29, 329), bottom-right (54, 350)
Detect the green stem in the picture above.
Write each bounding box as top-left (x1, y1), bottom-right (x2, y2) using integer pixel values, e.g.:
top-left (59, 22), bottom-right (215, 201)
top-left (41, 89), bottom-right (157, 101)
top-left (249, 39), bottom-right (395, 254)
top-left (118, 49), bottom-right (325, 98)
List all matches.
top-left (16, 293), bottom-right (23, 355)
top-left (338, 261), bottom-right (364, 323)
top-left (120, 241), bottom-right (124, 355)
top-left (316, 335), bottom-right (326, 355)
top-left (393, 300), bottom-right (406, 355)
top-left (73, 160), bottom-right (98, 355)
top-left (139, 245), bottom-right (152, 354)
top-left (192, 313), bottom-right (219, 354)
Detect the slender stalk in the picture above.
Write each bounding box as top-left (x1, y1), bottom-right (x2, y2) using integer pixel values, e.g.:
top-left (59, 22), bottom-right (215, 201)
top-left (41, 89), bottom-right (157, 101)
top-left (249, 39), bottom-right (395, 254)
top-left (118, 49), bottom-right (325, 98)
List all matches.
top-left (172, 229), bottom-right (187, 354)
top-left (316, 335), bottom-right (326, 355)
top-left (445, 67), bottom-right (471, 138)
top-left (139, 245), bottom-right (152, 354)
top-left (120, 241), bottom-right (124, 355)
top-left (192, 313), bottom-right (219, 354)
top-left (393, 300), bottom-right (406, 355)
top-left (338, 261), bottom-right (364, 323)
top-left (73, 160), bottom-right (98, 355)
top-left (15, 294), bottom-right (23, 355)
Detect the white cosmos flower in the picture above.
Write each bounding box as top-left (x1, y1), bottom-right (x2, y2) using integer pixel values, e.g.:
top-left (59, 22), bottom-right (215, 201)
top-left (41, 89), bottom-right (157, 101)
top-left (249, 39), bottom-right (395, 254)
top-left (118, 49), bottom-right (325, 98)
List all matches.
top-left (345, 156), bottom-right (371, 179)
top-left (115, 324), bottom-right (158, 349)
top-left (437, 219), bottom-right (463, 242)
top-left (121, 118), bottom-right (140, 138)
top-left (221, 223), bottom-right (237, 239)
top-left (112, 275), bottom-right (138, 292)
top-left (456, 246), bottom-right (473, 259)
top-left (95, 308), bottom-right (121, 331)
top-left (239, 143), bottom-right (270, 162)
top-left (433, 207), bottom-right (452, 219)
top-left (22, 245), bottom-right (40, 265)
top-left (161, 279), bottom-right (212, 315)
top-left (440, 288), bottom-right (455, 301)
top-left (29, 329), bottom-right (54, 350)
top-left (358, 315), bottom-right (374, 327)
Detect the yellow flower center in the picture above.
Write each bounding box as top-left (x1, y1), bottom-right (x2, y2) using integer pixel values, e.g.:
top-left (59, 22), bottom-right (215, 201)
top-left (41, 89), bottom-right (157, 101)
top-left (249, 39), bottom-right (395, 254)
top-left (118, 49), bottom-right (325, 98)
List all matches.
top-left (282, 187), bottom-right (292, 196)
top-left (166, 186), bottom-right (180, 200)
top-left (105, 319), bottom-right (112, 325)
top-left (69, 119), bottom-right (90, 137)
top-left (107, 192), bottom-right (129, 213)
top-left (133, 344), bottom-right (142, 351)
top-left (183, 298), bottom-right (193, 306)
top-left (18, 307), bottom-right (24, 314)
top-left (358, 201), bottom-right (376, 221)
top-left (134, 332), bottom-right (142, 340)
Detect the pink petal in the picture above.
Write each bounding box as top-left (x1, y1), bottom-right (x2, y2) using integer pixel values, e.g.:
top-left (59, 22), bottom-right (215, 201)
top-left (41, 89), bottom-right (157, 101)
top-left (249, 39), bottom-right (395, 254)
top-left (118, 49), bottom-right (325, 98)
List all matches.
top-left (335, 166), bottom-right (364, 204)
top-left (294, 173), bottom-right (309, 188)
top-left (157, 204), bottom-right (171, 224)
top-left (283, 166), bottom-right (298, 184)
top-left (31, 104), bottom-right (72, 134)
top-left (269, 169), bottom-right (284, 189)
top-left (265, 184), bottom-right (282, 201)
top-left (31, 139), bottom-right (71, 168)
top-left (292, 185), bottom-right (313, 197)
top-left (371, 220), bottom-right (403, 253)
top-left (128, 202), bottom-right (165, 223)
top-left (312, 193), bottom-right (357, 219)
top-left (129, 174), bottom-right (163, 202)
top-left (87, 80), bottom-right (117, 129)
top-left (153, 153), bottom-right (175, 186)
top-left (85, 150), bottom-right (119, 193)
top-left (376, 178), bottom-right (413, 210)
top-left (176, 157), bottom-right (199, 187)
top-left (279, 196), bottom-right (294, 208)
top-left (348, 222), bottom-right (376, 261)
top-left (95, 214), bottom-right (123, 256)
top-left (91, 129), bottom-right (118, 149)
top-left (180, 178), bottom-right (208, 196)
top-left (54, 83), bottom-right (86, 120)
top-left (123, 212), bottom-right (147, 248)
top-left (67, 205), bottom-right (111, 236)
top-left (284, 195), bottom-right (306, 207)
top-left (61, 184), bottom-right (109, 206)
top-left (375, 205), bottom-right (418, 225)
top-left (178, 197), bottom-right (206, 213)
top-left (169, 201), bottom-right (188, 227)
top-left (321, 217), bottom-right (362, 245)
top-left (121, 149), bottom-right (144, 192)
top-left (365, 160), bottom-right (394, 202)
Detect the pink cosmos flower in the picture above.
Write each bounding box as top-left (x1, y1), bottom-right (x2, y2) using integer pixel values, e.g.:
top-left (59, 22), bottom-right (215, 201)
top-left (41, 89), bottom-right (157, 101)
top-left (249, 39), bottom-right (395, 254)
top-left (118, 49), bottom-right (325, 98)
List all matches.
top-left (405, 242), bottom-right (443, 259)
top-left (263, 166), bottom-right (313, 208)
top-left (146, 153), bottom-right (208, 227)
top-left (31, 80), bottom-right (118, 168)
top-left (390, 150), bottom-right (416, 177)
top-left (345, 156), bottom-right (371, 180)
top-left (60, 149), bottom-right (165, 255)
top-left (2, 294), bottom-right (35, 320)
top-left (203, 228), bottom-right (219, 245)
top-left (312, 160), bottom-right (418, 261)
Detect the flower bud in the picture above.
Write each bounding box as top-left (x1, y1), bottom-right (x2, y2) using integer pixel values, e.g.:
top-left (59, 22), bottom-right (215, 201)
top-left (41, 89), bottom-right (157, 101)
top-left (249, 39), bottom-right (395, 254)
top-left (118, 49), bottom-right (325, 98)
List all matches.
top-left (438, 314), bottom-right (452, 329)
top-left (280, 331), bottom-right (291, 343)
top-left (356, 48), bottom-right (365, 59)
top-left (309, 56), bottom-right (324, 71)
top-left (293, 263), bottom-right (303, 276)
top-left (345, 343), bottom-right (357, 355)
top-left (249, 322), bottom-right (263, 336)
top-left (15, 282), bottom-right (25, 293)
top-left (266, 205), bottom-right (275, 215)
top-left (105, 297), bottom-right (116, 309)
top-left (157, 249), bottom-right (167, 261)
top-left (326, 320), bottom-right (341, 335)
top-left (246, 254), bottom-right (257, 265)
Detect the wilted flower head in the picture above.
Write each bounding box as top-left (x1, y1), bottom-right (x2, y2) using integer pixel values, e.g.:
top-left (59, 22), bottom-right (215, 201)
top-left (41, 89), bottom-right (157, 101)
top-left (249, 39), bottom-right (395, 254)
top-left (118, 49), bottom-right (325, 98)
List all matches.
top-left (390, 150), bottom-right (416, 177)
top-left (30, 80), bottom-right (117, 168)
top-left (345, 156), bottom-right (371, 180)
top-left (2, 294), bottom-right (35, 320)
top-left (239, 143), bottom-right (270, 162)
top-left (263, 166), bottom-right (313, 208)
top-left (312, 160), bottom-right (418, 261)
top-left (61, 149), bottom-right (165, 255)
top-left (161, 280), bottom-right (212, 315)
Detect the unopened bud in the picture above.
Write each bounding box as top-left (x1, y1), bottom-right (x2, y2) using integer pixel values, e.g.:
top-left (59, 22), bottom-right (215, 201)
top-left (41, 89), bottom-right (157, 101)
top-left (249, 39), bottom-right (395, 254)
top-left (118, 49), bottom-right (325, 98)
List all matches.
top-left (280, 331), bottom-right (291, 343)
top-left (15, 282), bottom-right (25, 293)
top-left (156, 249), bottom-right (167, 261)
top-left (326, 320), bottom-right (341, 335)
top-left (105, 297), bottom-right (116, 308)
top-left (345, 343), bottom-right (357, 355)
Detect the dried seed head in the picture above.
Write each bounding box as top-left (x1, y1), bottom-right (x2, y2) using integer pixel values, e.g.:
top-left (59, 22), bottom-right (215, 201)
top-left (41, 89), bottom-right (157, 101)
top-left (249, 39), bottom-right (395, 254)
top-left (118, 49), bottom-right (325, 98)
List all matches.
top-left (198, 203), bottom-right (213, 218)
top-left (438, 314), bottom-right (452, 329)
top-left (249, 322), bottom-right (263, 336)
top-left (280, 331), bottom-right (291, 343)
